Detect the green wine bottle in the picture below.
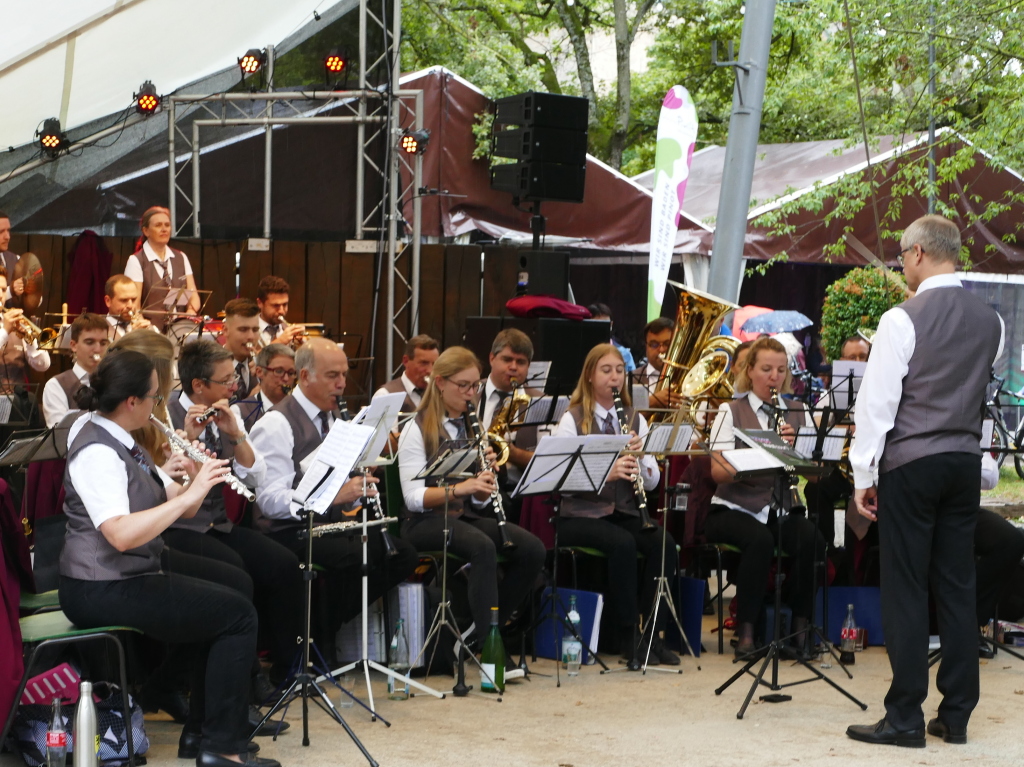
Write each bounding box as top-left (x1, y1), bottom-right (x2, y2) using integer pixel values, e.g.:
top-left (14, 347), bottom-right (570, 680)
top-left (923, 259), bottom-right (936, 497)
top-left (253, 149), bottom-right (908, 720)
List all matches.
top-left (479, 606), bottom-right (505, 693)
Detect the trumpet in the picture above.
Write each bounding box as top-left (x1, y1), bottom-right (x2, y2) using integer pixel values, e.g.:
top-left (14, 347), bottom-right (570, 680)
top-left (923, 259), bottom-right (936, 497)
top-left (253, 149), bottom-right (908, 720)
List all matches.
top-left (464, 408), bottom-right (517, 551)
top-left (611, 388), bottom-right (658, 532)
top-left (148, 415), bottom-right (256, 501)
top-left (6, 312), bottom-right (58, 345)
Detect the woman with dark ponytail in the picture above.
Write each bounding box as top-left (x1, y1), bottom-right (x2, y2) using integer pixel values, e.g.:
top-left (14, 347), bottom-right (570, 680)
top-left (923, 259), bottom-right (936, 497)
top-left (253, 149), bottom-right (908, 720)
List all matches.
top-left (59, 350), bottom-right (280, 767)
top-left (123, 206), bottom-right (202, 318)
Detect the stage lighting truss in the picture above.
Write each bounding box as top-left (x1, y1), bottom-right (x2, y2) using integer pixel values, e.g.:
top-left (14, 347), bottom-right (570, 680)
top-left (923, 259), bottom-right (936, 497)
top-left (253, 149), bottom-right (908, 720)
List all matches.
top-left (239, 48), bottom-right (265, 75)
top-left (325, 48), bottom-right (348, 75)
top-left (400, 128), bottom-right (430, 155)
top-left (38, 118), bottom-right (67, 157)
top-left (135, 81), bottom-right (160, 114)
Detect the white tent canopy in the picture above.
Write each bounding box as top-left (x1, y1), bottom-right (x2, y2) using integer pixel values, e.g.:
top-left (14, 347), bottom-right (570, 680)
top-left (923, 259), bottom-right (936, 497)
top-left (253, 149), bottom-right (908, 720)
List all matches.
top-left (1, 0), bottom-right (322, 150)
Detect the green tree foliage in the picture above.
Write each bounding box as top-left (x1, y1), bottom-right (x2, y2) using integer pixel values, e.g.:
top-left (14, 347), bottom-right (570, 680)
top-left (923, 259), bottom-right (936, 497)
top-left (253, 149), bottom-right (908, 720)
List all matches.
top-left (820, 266), bottom-right (907, 361)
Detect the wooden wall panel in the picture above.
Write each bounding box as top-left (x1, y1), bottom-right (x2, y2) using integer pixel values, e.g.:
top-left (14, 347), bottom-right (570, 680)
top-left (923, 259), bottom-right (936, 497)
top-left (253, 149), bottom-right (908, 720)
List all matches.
top-left (107, 236), bottom-right (134, 277)
top-left (418, 244), bottom-right (446, 345)
top-left (443, 245), bottom-right (482, 349)
top-left (201, 241), bottom-right (240, 314)
top-left (482, 246), bottom-right (520, 316)
top-left (306, 242), bottom-right (342, 336)
top-left (271, 241), bottom-right (308, 325)
top-left (340, 250), bottom-right (376, 400)
top-left (238, 243), bottom-right (273, 306)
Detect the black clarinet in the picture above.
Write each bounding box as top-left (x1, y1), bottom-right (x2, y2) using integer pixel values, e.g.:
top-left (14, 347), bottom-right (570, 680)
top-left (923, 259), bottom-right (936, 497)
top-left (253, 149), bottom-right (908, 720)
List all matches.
top-left (611, 388), bottom-right (657, 532)
top-left (361, 467), bottom-right (400, 558)
top-left (463, 409), bottom-right (517, 551)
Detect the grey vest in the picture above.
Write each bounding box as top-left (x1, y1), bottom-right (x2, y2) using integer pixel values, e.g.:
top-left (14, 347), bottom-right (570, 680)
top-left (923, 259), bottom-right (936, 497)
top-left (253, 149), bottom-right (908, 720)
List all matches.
top-left (559, 404), bottom-right (640, 520)
top-left (139, 248), bottom-right (187, 317)
top-left (879, 286), bottom-right (1001, 474)
top-left (714, 396), bottom-right (805, 515)
top-left (60, 420), bottom-right (166, 580)
top-left (54, 369), bottom-right (86, 408)
top-left (381, 377), bottom-right (417, 413)
top-left (408, 411), bottom-right (477, 520)
top-left (252, 393), bottom-right (340, 534)
top-left (166, 395), bottom-right (235, 533)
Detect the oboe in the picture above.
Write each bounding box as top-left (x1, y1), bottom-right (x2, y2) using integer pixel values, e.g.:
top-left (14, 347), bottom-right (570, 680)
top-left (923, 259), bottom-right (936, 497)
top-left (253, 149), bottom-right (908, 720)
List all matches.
top-left (611, 388), bottom-right (657, 532)
top-left (148, 415), bottom-right (256, 501)
top-left (463, 409), bottom-right (517, 551)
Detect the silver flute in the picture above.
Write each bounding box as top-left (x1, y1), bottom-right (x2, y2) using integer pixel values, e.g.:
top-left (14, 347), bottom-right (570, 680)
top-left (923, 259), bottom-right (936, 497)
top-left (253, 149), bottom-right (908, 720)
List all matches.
top-left (148, 415), bottom-right (256, 501)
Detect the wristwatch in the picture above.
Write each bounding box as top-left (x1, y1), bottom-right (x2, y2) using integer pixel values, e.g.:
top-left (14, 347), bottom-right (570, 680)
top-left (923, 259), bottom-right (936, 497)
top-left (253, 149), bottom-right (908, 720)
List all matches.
top-left (229, 433), bottom-right (248, 446)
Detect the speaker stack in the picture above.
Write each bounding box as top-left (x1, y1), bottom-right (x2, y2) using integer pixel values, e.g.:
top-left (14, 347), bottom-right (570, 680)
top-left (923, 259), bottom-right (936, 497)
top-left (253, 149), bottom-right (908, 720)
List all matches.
top-left (489, 92), bottom-right (589, 204)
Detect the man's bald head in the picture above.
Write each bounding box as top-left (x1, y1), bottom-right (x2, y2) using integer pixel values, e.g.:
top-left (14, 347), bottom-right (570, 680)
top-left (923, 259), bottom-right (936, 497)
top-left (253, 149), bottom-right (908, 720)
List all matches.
top-left (296, 338), bottom-right (349, 411)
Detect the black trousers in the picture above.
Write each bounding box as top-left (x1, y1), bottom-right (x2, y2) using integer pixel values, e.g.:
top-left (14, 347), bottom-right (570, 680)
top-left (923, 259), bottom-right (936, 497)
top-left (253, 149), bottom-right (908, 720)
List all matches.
top-left (975, 507), bottom-right (1024, 626)
top-left (557, 513), bottom-right (678, 631)
top-left (59, 562), bottom-right (256, 755)
top-left (704, 504), bottom-right (822, 626)
top-left (803, 468), bottom-right (853, 550)
top-left (269, 522), bottom-right (419, 632)
top-left (878, 453), bottom-right (980, 731)
top-left (402, 514), bottom-right (545, 635)
top-left (163, 526), bottom-right (303, 671)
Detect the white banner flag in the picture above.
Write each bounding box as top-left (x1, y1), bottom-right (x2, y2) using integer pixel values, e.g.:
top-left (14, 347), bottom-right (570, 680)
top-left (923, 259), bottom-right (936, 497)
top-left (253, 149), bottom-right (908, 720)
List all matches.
top-left (647, 86), bottom-right (699, 320)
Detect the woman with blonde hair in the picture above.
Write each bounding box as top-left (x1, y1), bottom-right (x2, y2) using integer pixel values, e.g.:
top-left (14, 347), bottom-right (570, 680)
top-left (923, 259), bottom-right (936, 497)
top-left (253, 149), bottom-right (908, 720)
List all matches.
top-left (397, 346), bottom-right (545, 659)
top-left (707, 335), bottom-right (822, 657)
top-left (553, 343), bottom-right (679, 668)
top-left (124, 206), bottom-right (202, 317)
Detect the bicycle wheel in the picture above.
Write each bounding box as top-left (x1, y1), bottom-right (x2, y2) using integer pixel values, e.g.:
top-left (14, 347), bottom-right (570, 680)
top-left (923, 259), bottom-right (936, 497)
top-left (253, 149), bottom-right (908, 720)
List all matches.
top-left (1014, 422), bottom-right (1024, 480)
top-left (991, 416), bottom-right (1010, 469)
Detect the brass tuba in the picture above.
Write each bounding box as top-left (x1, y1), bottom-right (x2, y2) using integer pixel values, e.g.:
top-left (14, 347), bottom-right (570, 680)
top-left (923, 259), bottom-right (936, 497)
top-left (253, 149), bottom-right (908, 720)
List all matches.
top-left (652, 284), bottom-right (738, 421)
top-left (680, 335), bottom-right (740, 430)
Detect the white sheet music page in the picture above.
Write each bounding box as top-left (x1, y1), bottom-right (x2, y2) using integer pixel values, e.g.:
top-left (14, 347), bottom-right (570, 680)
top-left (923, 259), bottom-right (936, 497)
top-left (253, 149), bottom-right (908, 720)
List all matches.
top-left (520, 395), bottom-right (570, 426)
top-left (644, 422), bottom-right (694, 454)
top-left (293, 420), bottom-right (376, 514)
top-left (352, 391), bottom-right (405, 463)
top-left (513, 434), bottom-right (630, 496)
top-left (526, 361), bottom-right (552, 390)
top-left (830, 360), bottom-right (866, 411)
top-left (632, 385), bottom-right (650, 411)
top-left (722, 448), bottom-right (785, 472)
top-left (794, 427), bottom-right (847, 461)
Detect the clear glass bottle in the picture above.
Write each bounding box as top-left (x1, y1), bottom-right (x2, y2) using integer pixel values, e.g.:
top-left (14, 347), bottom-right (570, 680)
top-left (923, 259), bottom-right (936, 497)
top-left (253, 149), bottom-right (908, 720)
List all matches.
top-left (387, 618), bottom-right (410, 700)
top-left (46, 697), bottom-right (67, 767)
top-left (562, 594), bottom-right (583, 675)
top-left (479, 606), bottom-right (505, 693)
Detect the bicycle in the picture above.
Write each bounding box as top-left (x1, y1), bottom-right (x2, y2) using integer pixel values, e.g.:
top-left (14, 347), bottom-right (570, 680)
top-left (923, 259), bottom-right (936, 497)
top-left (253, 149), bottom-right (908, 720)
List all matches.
top-left (985, 374), bottom-right (1024, 480)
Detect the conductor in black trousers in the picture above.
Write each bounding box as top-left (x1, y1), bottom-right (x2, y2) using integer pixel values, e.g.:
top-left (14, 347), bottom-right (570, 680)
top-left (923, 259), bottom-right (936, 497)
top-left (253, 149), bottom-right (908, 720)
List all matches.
top-left (846, 214), bottom-right (1004, 748)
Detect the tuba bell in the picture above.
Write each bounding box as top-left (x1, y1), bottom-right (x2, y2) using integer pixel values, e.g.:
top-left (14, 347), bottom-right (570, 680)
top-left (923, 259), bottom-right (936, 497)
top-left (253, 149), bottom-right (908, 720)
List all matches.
top-left (680, 335), bottom-right (740, 432)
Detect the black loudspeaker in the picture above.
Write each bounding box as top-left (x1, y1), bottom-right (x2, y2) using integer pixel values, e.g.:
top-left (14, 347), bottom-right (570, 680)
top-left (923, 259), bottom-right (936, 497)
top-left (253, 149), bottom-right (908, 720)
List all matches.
top-left (492, 126), bottom-right (588, 165)
top-left (490, 163), bottom-right (587, 204)
top-left (494, 92), bottom-right (590, 131)
top-left (509, 249), bottom-right (569, 300)
top-left (464, 316), bottom-right (611, 396)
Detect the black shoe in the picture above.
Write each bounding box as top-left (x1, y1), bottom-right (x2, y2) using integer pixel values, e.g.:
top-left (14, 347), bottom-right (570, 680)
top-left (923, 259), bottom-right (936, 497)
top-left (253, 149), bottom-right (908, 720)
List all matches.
top-left (249, 706), bottom-right (290, 736)
top-left (196, 750), bottom-right (280, 767)
top-left (734, 641), bottom-right (756, 660)
top-left (651, 637), bottom-right (681, 666)
top-left (927, 718), bottom-right (967, 744)
top-left (619, 628), bottom-right (641, 671)
top-left (846, 718), bottom-right (926, 748)
top-left (141, 688), bottom-right (190, 724)
top-left (179, 732), bottom-right (259, 760)
top-left (251, 670), bottom-right (278, 706)
top-left (979, 640), bottom-right (995, 660)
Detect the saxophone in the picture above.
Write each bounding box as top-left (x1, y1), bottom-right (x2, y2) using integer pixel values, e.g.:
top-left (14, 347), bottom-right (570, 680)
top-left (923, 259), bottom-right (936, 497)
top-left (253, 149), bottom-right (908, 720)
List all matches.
top-left (611, 388), bottom-right (657, 532)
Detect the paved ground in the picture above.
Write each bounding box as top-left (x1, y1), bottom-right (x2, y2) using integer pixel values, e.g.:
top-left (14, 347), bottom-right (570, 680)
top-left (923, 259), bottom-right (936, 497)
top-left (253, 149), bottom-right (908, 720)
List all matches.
top-left (8, 613), bottom-right (1022, 767)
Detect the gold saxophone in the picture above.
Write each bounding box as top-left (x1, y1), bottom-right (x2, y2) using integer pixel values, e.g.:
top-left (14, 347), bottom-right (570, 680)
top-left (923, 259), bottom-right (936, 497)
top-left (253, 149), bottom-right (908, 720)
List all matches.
top-left (484, 378), bottom-right (532, 467)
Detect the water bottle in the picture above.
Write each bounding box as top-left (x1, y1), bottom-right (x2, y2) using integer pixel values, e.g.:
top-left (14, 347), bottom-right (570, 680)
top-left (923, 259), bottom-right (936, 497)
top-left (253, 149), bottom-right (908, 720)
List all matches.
top-left (45, 697), bottom-right (67, 767)
top-left (561, 594), bottom-right (583, 675)
top-left (479, 607), bottom-right (505, 693)
top-left (73, 681), bottom-right (98, 767)
top-left (387, 618), bottom-right (410, 700)
top-left (840, 603), bottom-right (857, 666)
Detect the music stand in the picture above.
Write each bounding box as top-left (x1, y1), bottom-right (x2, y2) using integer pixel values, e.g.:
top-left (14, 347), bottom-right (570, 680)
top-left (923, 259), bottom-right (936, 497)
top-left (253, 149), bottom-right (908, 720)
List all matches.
top-left (409, 441), bottom-right (504, 699)
top-left (512, 433), bottom-right (630, 686)
top-left (709, 437), bottom-right (867, 719)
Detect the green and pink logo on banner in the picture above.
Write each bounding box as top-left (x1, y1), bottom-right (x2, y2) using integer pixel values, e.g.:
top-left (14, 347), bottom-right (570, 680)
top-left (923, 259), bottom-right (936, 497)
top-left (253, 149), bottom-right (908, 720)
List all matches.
top-left (647, 86), bottom-right (698, 320)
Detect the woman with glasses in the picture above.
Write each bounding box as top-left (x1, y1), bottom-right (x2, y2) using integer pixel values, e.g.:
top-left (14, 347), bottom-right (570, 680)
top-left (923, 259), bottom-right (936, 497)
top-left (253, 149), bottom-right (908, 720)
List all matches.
top-left (397, 346), bottom-right (545, 655)
top-left (58, 349), bottom-right (280, 767)
top-left (248, 343), bottom-right (297, 424)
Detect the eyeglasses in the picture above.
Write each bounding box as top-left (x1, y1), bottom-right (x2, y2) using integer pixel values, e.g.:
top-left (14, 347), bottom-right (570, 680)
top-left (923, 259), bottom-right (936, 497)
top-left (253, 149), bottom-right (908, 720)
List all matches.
top-left (142, 393), bottom-right (164, 405)
top-left (646, 340), bottom-right (671, 351)
top-left (204, 374), bottom-right (241, 387)
top-left (895, 246), bottom-right (923, 268)
top-left (444, 377), bottom-right (483, 394)
top-left (265, 366), bottom-right (297, 379)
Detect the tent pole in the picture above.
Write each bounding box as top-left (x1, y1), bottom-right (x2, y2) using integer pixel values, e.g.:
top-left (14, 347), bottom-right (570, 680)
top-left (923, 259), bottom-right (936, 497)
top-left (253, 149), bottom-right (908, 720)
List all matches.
top-left (264, 44), bottom-right (275, 239)
top-left (168, 100), bottom-right (176, 234)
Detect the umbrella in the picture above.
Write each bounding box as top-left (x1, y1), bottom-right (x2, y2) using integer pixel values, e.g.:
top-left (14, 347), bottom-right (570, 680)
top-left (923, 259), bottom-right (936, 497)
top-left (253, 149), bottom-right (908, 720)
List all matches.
top-left (731, 305), bottom-right (773, 342)
top-left (740, 310), bottom-right (813, 335)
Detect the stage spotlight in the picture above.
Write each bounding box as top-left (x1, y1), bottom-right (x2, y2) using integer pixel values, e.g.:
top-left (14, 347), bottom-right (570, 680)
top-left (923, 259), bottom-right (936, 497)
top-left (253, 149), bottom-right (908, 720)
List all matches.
top-left (324, 48), bottom-right (348, 75)
top-left (239, 48), bottom-right (265, 75)
top-left (135, 81), bottom-right (160, 114)
top-left (38, 118), bottom-right (66, 156)
top-left (400, 128), bottom-right (431, 155)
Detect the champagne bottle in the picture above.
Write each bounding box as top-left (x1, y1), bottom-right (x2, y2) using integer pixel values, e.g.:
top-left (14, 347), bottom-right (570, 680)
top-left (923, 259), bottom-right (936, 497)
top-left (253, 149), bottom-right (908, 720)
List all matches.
top-left (479, 606), bottom-right (505, 693)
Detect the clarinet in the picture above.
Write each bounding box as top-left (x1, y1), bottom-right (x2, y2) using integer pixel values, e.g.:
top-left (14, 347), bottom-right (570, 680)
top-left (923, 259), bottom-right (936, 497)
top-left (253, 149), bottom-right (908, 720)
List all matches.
top-left (148, 415), bottom-right (256, 502)
top-left (359, 466), bottom-right (401, 558)
top-left (768, 388), bottom-right (805, 514)
top-left (611, 388), bottom-right (657, 532)
top-left (463, 409), bottom-right (517, 551)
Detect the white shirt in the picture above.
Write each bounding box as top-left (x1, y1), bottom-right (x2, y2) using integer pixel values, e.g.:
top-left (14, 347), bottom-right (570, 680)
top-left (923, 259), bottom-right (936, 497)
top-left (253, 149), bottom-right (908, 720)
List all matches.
top-left (0, 327), bottom-right (51, 372)
top-left (250, 386), bottom-right (334, 519)
top-left (707, 391), bottom-right (814, 523)
top-left (372, 372), bottom-right (423, 409)
top-left (258, 316), bottom-right (288, 348)
top-left (175, 391), bottom-right (265, 486)
top-left (42, 363), bottom-right (88, 427)
top-left (124, 241), bottom-right (194, 284)
top-left (637, 363), bottom-right (659, 392)
top-left (849, 273), bottom-right (1006, 490)
top-left (106, 314), bottom-right (128, 340)
top-left (397, 416), bottom-right (489, 512)
top-left (67, 413), bottom-right (175, 530)
top-left (553, 403), bottom-right (660, 491)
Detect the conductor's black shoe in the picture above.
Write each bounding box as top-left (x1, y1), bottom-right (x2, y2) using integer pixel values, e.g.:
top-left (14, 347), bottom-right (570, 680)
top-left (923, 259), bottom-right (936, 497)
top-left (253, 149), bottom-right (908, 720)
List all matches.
top-left (927, 718), bottom-right (967, 744)
top-left (196, 750), bottom-right (280, 767)
top-left (179, 732), bottom-right (259, 759)
top-left (249, 706), bottom-right (290, 736)
top-left (140, 687), bottom-right (190, 724)
top-left (978, 640), bottom-right (995, 660)
top-left (651, 637), bottom-right (681, 666)
top-left (846, 718), bottom-right (926, 748)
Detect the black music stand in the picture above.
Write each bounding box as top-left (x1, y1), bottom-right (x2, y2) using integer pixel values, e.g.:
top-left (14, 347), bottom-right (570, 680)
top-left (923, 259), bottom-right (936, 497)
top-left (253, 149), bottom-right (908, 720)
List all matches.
top-left (512, 434), bottom-right (629, 686)
top-left (410, 441), bottom-right (503, 699)
top-left (710, 441), bottom-right (866, 719)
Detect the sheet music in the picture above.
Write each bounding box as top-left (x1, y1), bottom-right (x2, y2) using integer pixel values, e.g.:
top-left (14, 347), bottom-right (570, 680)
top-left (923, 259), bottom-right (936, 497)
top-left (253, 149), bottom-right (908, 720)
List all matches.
top-left (513, 434), bottom-right (630, 496)
top-left (643, 422), bottom-right (695, 454)
top-left (352, 391), bottom-right (405, 463)
top-left (794, 426), bottom-right (848, 461)
top-left (293, 420), bottom-right (376, 514)
top-left (829, 360), bottom-right (866, 411)
top-left (0, 396), bottom-right (12, 424)
top-left (412, 444), bottom-right (479, 481)
top-left (722, 448), bottom-right (785, 472)
top-left (631, 385), bottom-right (650, 411)
top-left (520, 395), bottom-right (570, 426)
top-left (525, 361), bottom-right (551, 390)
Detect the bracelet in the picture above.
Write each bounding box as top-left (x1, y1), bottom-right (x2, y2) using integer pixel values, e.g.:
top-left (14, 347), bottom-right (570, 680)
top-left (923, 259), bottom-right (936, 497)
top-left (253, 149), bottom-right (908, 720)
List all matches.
top-left (448, 485), bottom-right (458, 500)
top-left (229, 433), bottom-right (248, 446)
